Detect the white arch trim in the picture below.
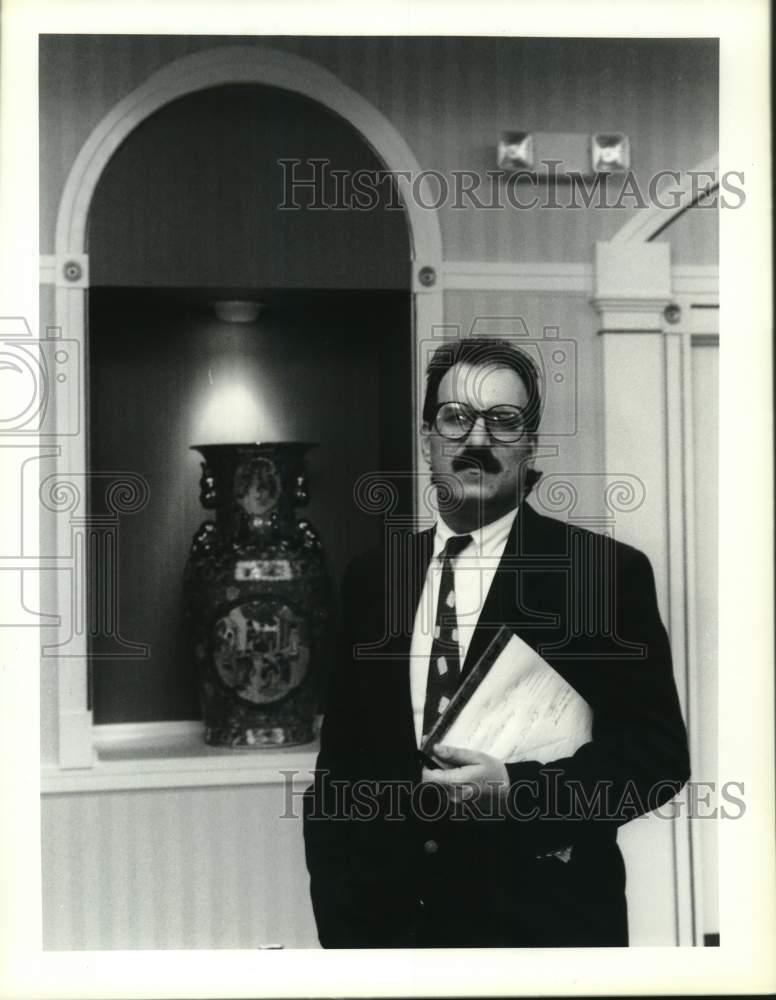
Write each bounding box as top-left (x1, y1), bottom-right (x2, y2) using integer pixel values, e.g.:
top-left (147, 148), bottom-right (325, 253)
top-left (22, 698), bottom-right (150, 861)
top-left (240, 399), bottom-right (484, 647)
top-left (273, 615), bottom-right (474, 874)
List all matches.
top-left (54, 44), bottom-right (442, 266)
top-left (611, 153), bottom-right (719, 244)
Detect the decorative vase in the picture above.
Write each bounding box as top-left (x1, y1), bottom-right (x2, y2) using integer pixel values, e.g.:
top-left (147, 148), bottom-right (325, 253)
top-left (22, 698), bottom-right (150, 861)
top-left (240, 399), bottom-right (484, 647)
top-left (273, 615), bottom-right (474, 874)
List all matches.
top-left (184, 442), bottom-right (330, 748)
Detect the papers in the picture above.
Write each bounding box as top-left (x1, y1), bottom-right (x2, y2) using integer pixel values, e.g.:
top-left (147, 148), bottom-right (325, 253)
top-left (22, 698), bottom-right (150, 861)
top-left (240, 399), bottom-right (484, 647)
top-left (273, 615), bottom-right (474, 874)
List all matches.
top-left (421, 626), bottom-right (592, 765)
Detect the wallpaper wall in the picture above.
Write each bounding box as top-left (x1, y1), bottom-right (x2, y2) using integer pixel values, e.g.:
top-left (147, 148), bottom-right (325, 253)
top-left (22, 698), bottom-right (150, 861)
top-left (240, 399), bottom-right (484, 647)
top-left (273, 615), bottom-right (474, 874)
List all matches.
top-left (40, 34), bottom-right (719, 266)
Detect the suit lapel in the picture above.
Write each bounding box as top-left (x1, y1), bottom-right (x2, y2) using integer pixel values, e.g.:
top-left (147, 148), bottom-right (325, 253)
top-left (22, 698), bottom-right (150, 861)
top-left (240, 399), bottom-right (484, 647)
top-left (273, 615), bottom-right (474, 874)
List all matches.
top-left (388, 525), bottom-right (434, 655)
top-left (409, 526), bottom-right (435, 632)
top-left (378, 526), bottom-right (434, 752)
top-left (460, 503), bottom-right (564, 677)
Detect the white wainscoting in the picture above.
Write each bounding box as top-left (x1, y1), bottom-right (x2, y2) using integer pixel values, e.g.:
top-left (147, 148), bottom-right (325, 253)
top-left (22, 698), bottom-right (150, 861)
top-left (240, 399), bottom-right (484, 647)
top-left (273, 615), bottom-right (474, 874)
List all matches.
top-left (42, 781), bottom-right (319, 951)
top-left (42, 783), bottom-right (681, 950)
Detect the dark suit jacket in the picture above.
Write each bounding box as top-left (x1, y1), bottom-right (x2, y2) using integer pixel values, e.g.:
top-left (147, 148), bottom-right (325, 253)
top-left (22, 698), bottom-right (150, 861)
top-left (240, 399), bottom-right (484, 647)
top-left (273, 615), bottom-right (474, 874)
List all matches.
top-left (304, 502), bottom-right (690, 948)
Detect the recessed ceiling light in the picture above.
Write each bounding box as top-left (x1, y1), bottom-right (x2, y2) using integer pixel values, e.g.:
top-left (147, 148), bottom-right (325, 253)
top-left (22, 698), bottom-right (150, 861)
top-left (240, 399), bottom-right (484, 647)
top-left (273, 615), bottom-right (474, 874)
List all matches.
top-left (211, 300), bottom-right (265, 324)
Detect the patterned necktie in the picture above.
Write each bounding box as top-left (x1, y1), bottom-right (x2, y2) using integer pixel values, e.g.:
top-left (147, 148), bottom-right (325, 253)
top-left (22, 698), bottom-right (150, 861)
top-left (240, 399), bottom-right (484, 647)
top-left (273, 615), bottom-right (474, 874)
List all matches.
top-left (422, 533), bottom-right (472, 739)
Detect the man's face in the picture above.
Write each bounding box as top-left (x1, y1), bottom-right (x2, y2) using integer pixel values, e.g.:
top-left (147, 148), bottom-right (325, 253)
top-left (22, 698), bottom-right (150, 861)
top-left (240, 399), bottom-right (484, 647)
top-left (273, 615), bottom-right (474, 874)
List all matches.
top-left (421, 361), bottom-right (536, 530)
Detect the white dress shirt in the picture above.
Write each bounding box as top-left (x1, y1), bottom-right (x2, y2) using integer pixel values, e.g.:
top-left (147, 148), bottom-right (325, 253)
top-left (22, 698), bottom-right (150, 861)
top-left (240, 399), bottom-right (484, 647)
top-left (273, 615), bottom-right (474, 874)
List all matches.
top-left (409, 506), bottom-right (519, 746)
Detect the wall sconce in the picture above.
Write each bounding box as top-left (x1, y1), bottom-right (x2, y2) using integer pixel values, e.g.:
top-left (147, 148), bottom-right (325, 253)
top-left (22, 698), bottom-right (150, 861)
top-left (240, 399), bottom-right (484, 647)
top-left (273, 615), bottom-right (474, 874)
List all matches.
top-left (591, 133), bottom-right (630, 172)
top-left (497, 131), bottom-right (630, 177)
top-left (497, 131), bottom-right (535, 172)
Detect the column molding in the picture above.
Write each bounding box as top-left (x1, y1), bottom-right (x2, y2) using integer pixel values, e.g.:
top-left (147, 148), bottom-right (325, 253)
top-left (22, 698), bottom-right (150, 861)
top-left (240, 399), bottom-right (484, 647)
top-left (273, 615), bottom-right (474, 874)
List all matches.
top-left (49, 281), bottom-right (93, 768)
top-left (592, 235), bottom-right (700, 946)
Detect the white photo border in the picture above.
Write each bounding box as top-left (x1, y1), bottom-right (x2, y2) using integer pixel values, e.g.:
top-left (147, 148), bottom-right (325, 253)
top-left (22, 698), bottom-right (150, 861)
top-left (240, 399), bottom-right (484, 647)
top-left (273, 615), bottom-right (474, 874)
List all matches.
top-left (0, 0), bottom-right (772, 996)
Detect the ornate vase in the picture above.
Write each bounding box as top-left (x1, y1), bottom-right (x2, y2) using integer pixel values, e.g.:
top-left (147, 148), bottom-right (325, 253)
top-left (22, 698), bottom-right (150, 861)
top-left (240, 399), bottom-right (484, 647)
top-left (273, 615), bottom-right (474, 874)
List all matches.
top-left (184, 443), bottom-right (329, 748)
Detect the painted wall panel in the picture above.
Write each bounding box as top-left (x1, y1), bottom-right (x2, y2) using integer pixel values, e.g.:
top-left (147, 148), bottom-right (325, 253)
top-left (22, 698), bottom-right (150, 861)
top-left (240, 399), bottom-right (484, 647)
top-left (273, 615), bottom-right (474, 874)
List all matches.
top-left (619, 814), bottom-right (677, 945)
top-left (655, 203), bottom-right (720, 266)
top-left (443, 290), bottom-right (608, 521)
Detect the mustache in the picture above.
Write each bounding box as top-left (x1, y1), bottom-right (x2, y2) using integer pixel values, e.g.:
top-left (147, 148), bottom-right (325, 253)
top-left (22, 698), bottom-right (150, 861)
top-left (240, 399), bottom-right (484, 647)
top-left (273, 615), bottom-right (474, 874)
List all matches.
top-left (451, 448), bottom-right (502, 474)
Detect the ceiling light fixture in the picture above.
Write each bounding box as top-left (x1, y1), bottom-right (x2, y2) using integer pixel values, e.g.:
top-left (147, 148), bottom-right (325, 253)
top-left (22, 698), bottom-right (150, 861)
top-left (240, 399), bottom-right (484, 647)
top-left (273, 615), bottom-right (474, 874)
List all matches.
top-left (211, 300), bottom-right (265, 324)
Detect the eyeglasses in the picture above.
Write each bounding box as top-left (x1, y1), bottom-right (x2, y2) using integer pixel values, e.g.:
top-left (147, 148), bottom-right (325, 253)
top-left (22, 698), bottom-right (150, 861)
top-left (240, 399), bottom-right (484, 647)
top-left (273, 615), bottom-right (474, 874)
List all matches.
top-left (432, 402), bottom-right (529, 443)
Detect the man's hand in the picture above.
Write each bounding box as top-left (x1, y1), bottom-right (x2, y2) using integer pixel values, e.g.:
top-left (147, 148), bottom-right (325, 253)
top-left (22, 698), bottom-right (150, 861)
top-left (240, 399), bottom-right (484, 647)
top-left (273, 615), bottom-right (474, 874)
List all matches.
top-left (421, 744), bottom-right (509, 802)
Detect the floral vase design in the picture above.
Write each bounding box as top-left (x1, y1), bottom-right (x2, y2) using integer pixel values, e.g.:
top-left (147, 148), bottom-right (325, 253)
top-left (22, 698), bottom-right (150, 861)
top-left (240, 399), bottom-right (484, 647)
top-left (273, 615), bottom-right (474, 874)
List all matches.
top-left (184, 443), bottom-right (330, 748)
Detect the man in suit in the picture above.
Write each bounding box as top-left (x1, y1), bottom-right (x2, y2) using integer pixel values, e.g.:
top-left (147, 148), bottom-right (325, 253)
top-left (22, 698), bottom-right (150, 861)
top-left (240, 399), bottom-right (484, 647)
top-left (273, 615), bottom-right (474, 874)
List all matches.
top-left (303, 336), bottom-right (690, 948)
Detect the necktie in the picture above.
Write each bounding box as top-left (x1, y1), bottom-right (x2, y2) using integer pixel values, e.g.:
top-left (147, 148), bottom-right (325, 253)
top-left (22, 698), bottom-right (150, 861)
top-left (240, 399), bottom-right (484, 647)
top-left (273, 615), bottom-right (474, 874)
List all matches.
top-left (422, 533), bottom-right (472, 739)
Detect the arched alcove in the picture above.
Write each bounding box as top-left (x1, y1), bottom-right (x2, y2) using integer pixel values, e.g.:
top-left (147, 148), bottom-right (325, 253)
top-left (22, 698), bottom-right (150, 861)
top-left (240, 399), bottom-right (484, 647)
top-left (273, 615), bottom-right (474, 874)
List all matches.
top-left (86, 82), bottom-right (414, 723)
top-left (54, 44), bottom-right (443, 263)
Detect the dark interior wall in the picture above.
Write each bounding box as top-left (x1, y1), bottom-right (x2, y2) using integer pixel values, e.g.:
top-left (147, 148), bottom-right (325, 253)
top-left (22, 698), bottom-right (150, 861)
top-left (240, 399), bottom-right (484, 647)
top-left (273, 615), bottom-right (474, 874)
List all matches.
top-left (87, 85), bottom-right (409, 289)
top-left (89, 289), bottom-right (411, 722)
